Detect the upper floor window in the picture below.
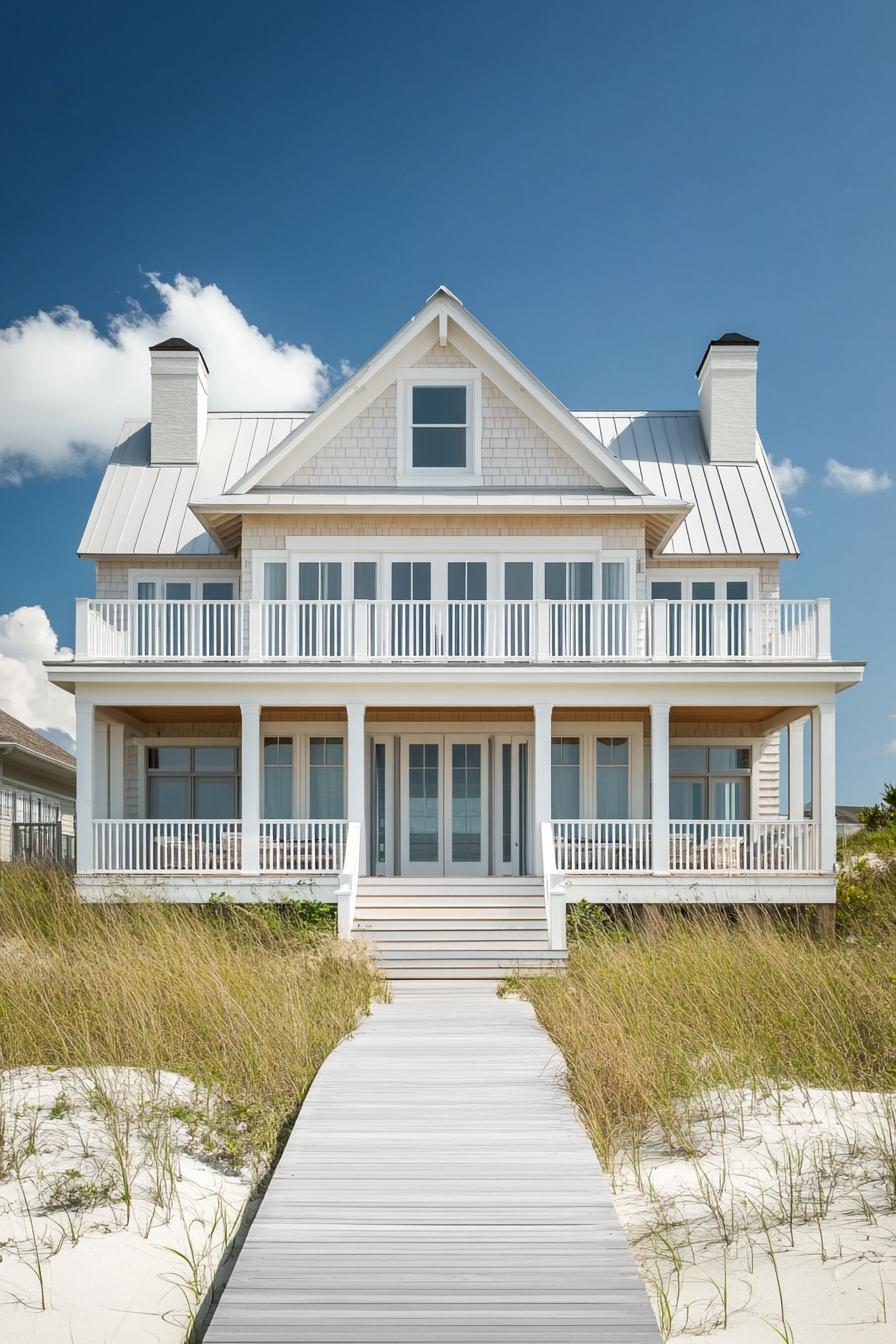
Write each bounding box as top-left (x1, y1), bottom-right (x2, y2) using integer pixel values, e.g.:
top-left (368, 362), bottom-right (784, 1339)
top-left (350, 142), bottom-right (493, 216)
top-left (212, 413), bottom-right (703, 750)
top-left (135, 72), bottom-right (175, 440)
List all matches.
top-left (397, 370), bottom-right (481, 482)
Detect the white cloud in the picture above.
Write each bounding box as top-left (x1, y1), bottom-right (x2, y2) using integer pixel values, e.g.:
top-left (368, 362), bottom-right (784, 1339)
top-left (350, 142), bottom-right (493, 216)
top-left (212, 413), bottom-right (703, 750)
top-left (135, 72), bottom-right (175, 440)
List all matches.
top-left (824, 457), bottom-right (893, 496)
top-left (0, 607), bottom-right (75, 751)
top-left (0, 274), bottom-right (330, 481)
top-left (792, 504), bottom-right (810, 518)
top-left (769, 455), bottom-right (808, 497)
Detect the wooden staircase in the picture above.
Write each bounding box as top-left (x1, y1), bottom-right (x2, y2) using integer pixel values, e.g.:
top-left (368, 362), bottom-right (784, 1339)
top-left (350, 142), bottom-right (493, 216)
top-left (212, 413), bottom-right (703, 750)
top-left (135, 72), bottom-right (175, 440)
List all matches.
top-left (352, 876), bottom-right (567, 980)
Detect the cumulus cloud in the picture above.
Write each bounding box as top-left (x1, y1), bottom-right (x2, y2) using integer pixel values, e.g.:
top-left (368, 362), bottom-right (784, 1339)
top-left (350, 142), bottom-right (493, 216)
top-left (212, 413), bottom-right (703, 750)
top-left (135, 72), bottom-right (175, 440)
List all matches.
top-left (0, 607), bottom-right (75, 751)
top-left (0, 274), bottom-right (330, 482)
top-left (824, 457), bottom-right (892, 496)
top-left (769, 455), bottom-right (808, 497)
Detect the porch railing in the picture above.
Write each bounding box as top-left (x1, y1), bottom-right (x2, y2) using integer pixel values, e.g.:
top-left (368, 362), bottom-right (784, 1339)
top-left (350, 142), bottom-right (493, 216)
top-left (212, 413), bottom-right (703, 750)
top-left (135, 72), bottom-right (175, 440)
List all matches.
top-left (259, 819), bottom-right (346, 874)
top-left (550, 819), bottom-right (821, 875)
top-left (669, 820), bottom-right (820, 873)
top-left (75, 597), bottom-right (831, 663)
top-left (93, 820), bottom-right (242, 873)
top-left (552, 820), bottom-right (653, 873)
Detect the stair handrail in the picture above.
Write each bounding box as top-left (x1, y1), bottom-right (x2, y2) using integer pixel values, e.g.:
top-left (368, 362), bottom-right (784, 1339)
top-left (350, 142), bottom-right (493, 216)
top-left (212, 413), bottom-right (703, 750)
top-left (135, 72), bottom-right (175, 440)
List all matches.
top-left (540, 821), bottom-right (568, 951)
top-left (336, 821), bottom-right (362, 937)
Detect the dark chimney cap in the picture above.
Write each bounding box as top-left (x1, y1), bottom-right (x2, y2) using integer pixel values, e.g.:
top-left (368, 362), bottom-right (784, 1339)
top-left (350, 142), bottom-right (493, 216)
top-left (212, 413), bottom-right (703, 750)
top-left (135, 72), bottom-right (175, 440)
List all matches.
top-left (696, 332), bottom-right (759, 378)
top-left (149, 337), bottom-right (209, 373)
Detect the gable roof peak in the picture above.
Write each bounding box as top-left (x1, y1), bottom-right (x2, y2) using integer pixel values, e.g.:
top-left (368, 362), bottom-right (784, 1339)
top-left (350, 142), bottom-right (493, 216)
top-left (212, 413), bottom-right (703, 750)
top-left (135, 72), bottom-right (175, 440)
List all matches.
top-left (425, 284), bottom-right (464, 306)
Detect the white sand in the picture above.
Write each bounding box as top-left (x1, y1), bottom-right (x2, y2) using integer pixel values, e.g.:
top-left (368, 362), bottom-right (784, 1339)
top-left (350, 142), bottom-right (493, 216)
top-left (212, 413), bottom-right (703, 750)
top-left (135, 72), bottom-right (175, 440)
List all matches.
top-left (0, 1067), bottom-right (252, 1343)
top-left (613, 1086), bottom-right (896, 1340)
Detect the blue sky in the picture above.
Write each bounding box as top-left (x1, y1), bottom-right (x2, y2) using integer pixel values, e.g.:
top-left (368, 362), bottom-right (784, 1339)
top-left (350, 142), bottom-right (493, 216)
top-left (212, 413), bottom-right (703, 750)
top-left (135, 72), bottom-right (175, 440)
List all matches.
top-left (0, 0), bottom-right (893, 799)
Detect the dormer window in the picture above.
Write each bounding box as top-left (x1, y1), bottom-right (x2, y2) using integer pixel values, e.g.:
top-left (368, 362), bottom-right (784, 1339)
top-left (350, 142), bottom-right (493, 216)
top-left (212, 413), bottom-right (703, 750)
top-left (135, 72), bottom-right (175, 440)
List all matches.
top-left (397, 369), bottom-right (481, 483)
top-left (412, 386), bottom-right (467, 468)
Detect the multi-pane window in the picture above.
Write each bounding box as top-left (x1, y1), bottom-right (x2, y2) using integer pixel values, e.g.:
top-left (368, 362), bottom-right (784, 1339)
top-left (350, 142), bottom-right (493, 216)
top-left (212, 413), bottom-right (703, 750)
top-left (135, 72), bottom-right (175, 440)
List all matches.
top-left (596, 738), bottom-right (629, 819)
top-left (411, 386), bottom-right (468, 469)
top-left (408, 743), bottom-right (440, 863)
top-left (650, 578), bottom-right (750, 657)
top-left (451, 743), bottom-right (482, 863)
top-left (263, 738), bottom-right (294, 819)
top-left (146, 746), bottom-right (239, 819)
top-left (669, 746), bottom-right (751, 821)
top-left (308, 738), bottom-right (344, 818)
top-left (551, 737), bottom-right (580, 818)
top-left (0, 787), bottom-right (13, 819)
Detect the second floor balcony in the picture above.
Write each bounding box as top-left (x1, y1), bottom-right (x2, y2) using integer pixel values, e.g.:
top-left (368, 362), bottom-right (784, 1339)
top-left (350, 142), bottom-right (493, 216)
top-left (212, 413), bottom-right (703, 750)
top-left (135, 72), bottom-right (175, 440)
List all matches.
top-left (75, 595), bottom-right (832, 666)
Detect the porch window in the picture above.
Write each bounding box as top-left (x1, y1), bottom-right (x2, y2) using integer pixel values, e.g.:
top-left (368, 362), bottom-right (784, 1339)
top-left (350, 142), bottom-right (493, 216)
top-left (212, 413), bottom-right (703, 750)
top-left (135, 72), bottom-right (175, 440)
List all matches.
top-left (146, 746), bottom-right (240, 819)
top-left (669, 746), bottom-right (751, 820)
top-left (308, 738), bottom-right (344, 817)
top-left (595, 737), bottom-right (629, 819)
top-left (411, 385), bottom-right (468, 469)
top-left (551, 737), bottom-right (580, 818)
top-left (263, 737), bottom-right (294, 819)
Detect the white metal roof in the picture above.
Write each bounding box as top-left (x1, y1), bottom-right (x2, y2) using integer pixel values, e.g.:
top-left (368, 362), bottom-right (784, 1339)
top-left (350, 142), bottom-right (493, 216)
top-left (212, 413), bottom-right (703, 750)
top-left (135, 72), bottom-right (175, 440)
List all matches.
top-left (79, 408), bottom-right (797, 559)
top-left (574, 412), bottom-right (798, 557)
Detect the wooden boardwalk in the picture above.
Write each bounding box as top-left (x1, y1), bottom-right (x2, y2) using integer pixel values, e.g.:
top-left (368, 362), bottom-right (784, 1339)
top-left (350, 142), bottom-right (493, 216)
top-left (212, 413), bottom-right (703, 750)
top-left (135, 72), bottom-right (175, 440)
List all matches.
top-left (204, 986), bottom-right (660, 1343)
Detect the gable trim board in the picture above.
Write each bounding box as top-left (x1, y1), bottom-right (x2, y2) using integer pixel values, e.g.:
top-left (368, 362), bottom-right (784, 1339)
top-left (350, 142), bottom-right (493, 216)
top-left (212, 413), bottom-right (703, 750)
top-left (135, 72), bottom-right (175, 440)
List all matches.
top-left (230, 291), bottom-right (650, 497)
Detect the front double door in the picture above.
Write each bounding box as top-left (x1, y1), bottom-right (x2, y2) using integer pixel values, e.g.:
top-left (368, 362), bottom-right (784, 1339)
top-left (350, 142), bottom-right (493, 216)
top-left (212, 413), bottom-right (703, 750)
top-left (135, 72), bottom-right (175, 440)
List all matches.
top-left (401, 736), bottom-right (488, 876)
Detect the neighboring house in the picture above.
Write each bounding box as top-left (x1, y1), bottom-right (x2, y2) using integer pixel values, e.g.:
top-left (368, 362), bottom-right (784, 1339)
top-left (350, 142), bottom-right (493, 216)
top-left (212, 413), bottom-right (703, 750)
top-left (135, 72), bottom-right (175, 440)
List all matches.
top-left (835, 806), bottom-right (868, 839)
top-left (0, 710), bottom-right (76, 864)
top-left (46, 288), bottom-right (864, 972)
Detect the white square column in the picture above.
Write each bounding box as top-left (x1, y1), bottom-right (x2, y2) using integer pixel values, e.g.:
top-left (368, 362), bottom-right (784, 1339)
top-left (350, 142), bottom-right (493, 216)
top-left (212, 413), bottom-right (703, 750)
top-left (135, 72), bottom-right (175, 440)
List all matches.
top-left (533, 702), bottom-right (553, 875)
top-left (241, 702), bottom-right (261, 875)
top-left (811, 703), bottom-right (837, 871)
top-left (788, 716), bottom-right (807, 823)
top-left (650, 703), bottom-right (671, 874)
top-left (345, 703), bottom-right (367, 875)
top-left (75, 699), bottom-right (95, 873)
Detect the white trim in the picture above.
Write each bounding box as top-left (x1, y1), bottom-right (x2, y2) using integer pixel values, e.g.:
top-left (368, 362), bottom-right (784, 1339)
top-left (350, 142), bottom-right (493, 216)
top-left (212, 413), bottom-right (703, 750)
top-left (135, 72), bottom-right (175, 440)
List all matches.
top-left (232, 293), bottom-right (649, 495)
top-left (396, 368), bottom-right (482, 485)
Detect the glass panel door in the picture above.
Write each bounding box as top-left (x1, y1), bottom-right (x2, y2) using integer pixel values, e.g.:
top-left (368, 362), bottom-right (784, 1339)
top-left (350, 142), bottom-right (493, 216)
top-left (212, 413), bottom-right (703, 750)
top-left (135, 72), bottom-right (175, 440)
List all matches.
top-left (391, 562), bottom-right (432, 657)
top-left (299, 562), bottom-right (342, 657)
top-left (545, 562), bottom-right (593, 656)
top-left (691, 580), bottom-right (715, 658)
top-left (447, 740), bottom-right (487, 874)
top-left (403, 740), bottom-right (441, 873)
top-left (504, 562), bottom-right (533, 658)
top-left (201, 581), bottom-right (235, 657)
top-left (447, 562), bottom-right (487, 657)
top-left (494, 735), bottom-right (531, 875)
top-left (165, 581), bottom-right (192, 657)
top-left (369, 739), bottom-right (394, 875)
top-left (651, 580), bottom-right (682, 656)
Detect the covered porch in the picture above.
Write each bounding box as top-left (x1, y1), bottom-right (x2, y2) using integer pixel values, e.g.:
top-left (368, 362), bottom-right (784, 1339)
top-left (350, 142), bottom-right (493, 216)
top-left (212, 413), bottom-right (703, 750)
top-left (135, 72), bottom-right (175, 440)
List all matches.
top-left (74, 699), bottom-right (836, 904)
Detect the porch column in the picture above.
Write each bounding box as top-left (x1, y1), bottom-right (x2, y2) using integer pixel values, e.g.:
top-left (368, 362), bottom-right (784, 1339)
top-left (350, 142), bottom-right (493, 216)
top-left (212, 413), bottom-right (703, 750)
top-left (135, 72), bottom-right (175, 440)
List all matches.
top-left (810, 702), bottom-right (837, 872)
top-left (650, 703), bottom-right (671, 875)
top-left (75, 698), bottom-right (95, 873)
top-left (345, 703), bottom-right (367, 875)
top-left (241, 702), bottom-right (261, 875)
top-left (533, 702), bottom-right (553, 875)
top-left (788, 716), bottom-right (807, 823)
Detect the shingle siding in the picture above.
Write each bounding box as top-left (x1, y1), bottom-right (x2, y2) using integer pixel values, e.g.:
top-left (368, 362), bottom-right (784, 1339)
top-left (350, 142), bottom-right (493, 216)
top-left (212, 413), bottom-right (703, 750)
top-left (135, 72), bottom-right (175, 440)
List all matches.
top-left (283, 345), bottom-right (595, 490)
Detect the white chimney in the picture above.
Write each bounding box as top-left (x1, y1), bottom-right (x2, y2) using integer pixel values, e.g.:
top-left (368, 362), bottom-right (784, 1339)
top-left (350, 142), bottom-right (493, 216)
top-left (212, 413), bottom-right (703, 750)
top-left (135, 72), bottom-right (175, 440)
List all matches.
top-left (149, 338), bottom-right (209, 465)
top-left (696, 333), bottom-right (759, 463)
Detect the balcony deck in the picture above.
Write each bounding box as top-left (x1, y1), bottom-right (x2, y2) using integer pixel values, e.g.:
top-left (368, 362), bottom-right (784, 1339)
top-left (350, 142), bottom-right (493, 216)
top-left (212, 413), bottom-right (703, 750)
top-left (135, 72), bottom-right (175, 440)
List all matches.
top-left (76, 597), bottom-right (831, 664)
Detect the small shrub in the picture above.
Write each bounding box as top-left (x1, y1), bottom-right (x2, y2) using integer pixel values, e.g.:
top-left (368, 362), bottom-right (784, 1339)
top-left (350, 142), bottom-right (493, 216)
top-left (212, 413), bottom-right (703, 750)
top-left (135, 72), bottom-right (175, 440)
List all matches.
top-left (43, 1168), bottom-right (117, 1211)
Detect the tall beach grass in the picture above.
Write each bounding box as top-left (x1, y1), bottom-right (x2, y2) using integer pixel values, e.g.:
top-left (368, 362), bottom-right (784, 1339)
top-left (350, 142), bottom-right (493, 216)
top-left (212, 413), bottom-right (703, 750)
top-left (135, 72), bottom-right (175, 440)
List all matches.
top-left (0, 865), bottom-right (382, 1161)
top-left (516, 905), bottom-right (896, 1161)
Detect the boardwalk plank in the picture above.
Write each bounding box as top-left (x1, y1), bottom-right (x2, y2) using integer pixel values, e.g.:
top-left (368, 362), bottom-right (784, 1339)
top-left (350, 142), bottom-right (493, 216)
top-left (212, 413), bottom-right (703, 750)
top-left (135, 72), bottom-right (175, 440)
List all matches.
top-left (204, 989), bottom-right (660, 1343)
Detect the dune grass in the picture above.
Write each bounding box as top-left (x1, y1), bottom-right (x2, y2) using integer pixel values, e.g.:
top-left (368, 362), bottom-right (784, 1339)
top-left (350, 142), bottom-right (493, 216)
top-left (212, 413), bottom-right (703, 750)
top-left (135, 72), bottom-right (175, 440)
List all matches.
top-left (0, 865), bottom-right (383, 1164)
top-left (515, 884), bottom-right (896, 1162)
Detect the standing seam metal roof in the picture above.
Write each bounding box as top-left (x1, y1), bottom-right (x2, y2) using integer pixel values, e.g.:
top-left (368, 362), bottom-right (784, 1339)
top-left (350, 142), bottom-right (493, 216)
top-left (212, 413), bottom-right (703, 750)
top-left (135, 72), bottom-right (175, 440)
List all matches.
top-left (78, 410), bottom-right (797, 559)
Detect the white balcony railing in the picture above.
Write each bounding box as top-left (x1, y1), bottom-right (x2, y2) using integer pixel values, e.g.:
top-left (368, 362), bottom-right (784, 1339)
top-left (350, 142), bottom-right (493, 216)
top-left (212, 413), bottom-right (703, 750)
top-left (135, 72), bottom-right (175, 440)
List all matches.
top-left (76, 597), bottom-right (831, 663)
top-left (668, 820), bottom-right (820, 873)
top-left (259, 820), bottom-right (346, 873)
top-left (549, 819), bottom-right (820, 876)
top-left (93, 819), bottom-right (347, 874)
top-left (552, 820), bottom-right (653, 873)
top-left (93, 820), bottom-right (242, 873)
